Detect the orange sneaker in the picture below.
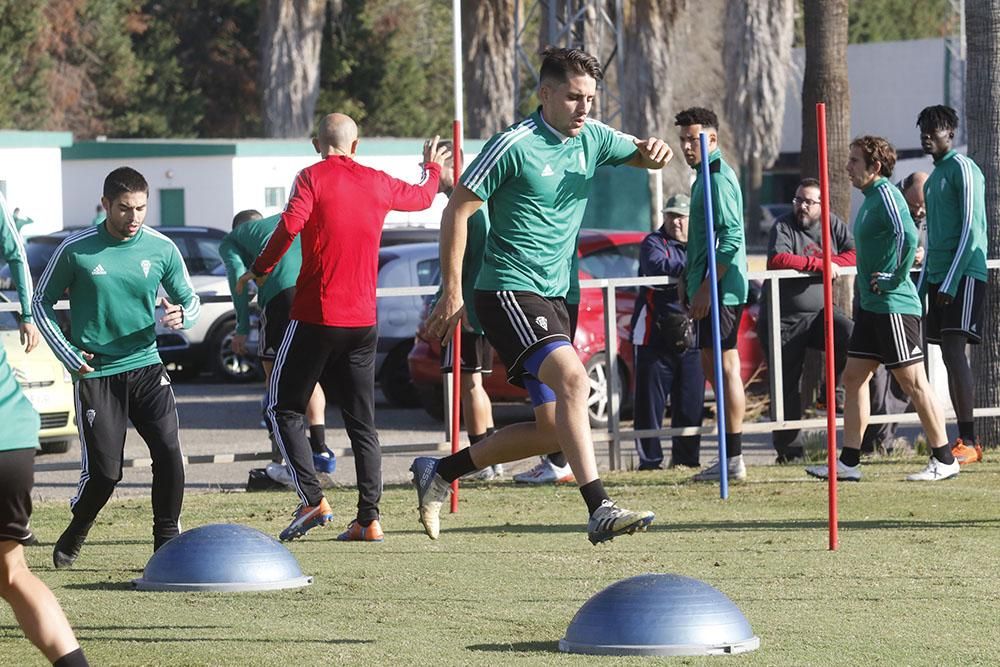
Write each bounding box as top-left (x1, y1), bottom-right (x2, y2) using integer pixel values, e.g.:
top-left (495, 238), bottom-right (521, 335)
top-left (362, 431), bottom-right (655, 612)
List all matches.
top-left (336, 519), bottom-right (385, 542)
top-left (951, 438), bottom-right (983, 465)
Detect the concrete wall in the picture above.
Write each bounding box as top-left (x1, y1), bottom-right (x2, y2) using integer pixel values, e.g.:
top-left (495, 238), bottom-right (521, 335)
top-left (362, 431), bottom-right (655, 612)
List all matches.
top-left (0, 147), bottom-right (66, 236)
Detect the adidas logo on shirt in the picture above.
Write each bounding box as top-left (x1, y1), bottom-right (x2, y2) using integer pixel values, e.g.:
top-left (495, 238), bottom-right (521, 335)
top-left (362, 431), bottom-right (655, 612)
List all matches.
top-left (540, 164), bottom-right (555, 177)
top-left (91, 264), bottom-right (107, 275)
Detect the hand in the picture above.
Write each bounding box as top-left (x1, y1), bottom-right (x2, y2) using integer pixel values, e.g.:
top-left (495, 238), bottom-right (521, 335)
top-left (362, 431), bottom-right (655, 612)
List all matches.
top-left (913, 246), bottom-right (925, 266)
top-left (935, 291), bottom-right (953, 307)
top-left (19, 322), bottom-right (39, 353)
top-left (78, 351), bottom-right (95, 375)
top-left (633, 136), bottom-right (673, 168)
top-left (426, 292), bottom-right (465, 345)
top-left (236, 270), bottom-right (266, 295)
top-left (869, 272), bottom-right (882, 295)
top-left (158, 296), bottom-right (185, 330)
top-left (232, 333), bottom-right (248, 356)
top-left (689, 280), bottom-right (712, 320)
top-left (423, 135), bottom-right (451, 168)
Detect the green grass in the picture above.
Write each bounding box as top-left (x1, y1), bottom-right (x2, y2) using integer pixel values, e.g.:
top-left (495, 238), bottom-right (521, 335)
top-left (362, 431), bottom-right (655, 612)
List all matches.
top-left (4, 460), bottom-right (1000, 666)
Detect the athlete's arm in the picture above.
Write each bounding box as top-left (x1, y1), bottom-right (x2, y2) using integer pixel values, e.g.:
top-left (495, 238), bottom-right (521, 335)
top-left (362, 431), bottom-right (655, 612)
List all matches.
top-left (161, 242), bottom-right (201, 330)
top-left (938, 165), bottom-right (979, 302)
top-left (219, 234), bottom-right (252, 336)
top-left (32, 243), bottom-right (92, 374)
top-left (426, 185), bottom-right (482, 344)
top-left (625, 137), bottom-right (673, 169)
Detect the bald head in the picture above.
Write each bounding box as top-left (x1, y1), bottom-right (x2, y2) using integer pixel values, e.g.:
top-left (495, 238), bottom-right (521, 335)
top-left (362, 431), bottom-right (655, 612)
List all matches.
top-left (315, 113), bottom-right (359, 156)
top-left (901, 171), bottom-right (929, 222)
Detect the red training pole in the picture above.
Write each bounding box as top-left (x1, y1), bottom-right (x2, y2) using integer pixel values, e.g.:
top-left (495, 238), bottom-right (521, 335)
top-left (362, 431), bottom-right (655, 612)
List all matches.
top-left (449, 118), bottom-right (463, 514)
top-left (816, 103), bottom-right (838, 551)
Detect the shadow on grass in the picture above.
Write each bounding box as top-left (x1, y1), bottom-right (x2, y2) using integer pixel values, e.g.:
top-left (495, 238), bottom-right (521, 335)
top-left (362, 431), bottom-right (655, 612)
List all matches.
top-left (63, 581), bottom-right (138, 591)
top-left (468, 641), bottom-right (560, 654)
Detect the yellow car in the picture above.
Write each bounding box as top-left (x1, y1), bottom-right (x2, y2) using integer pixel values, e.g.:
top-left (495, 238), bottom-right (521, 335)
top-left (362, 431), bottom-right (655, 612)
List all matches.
top-left (0, 296), bottom-right (76, 454)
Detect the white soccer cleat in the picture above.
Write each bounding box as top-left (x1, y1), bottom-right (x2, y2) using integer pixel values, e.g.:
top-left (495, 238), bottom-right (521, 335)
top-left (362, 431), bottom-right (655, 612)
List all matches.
top-left (906, 457), bottom-right (960, 482)
top-left (410, 457), bottom-right (452, 539)
top-left (587, 500), bottom-right (655, 545)
top-left (691, 454), bottom-right (747, 482)
top-left (512, 457), bottom-right (575, 484)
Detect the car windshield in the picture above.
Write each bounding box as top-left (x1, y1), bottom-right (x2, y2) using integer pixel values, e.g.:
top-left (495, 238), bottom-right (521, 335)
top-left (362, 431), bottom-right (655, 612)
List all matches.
top-left (578, 243), bottom-right (641, 279)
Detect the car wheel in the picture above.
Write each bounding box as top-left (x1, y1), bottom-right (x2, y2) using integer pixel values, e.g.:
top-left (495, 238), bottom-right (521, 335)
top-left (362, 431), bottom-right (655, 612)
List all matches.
top-left (378, 340), bottom-right (420, 408)
top-left (585, 352), bottom-right (628, 429)
top-left (416, 384), bottom-right (445, 422)
top-left (210, 318), bottom-right (261, 383)
top-left (39, 439), bottom-right (71, 455)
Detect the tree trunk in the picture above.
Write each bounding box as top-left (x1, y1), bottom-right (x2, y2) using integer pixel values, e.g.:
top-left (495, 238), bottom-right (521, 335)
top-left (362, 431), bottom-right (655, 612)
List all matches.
top-left (259, 0), bottom-right (326, 138)
top-left (966, 0), bottom-right (1000, 447)
top-left (463, 0), bottom-right (516, 138)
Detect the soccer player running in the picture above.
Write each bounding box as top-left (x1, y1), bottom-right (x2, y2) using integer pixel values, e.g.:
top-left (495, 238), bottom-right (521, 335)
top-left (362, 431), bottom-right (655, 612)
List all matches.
top-left (806, 136), bottom-right (959, 482)
top-left (412, 47), bottom-right (669, 544)
top-left (35, 167), bottom-right (201, 567)
top-left (0, 193), bottom-right (89, 666)
top-left (220, 209), bottom-right (335, 480)
top-left (915, 105), bottom-right (987, 464)
top-left (237, 113), bottom-right (447, 542)
top-left (673, 107), bottom-right (750, 482)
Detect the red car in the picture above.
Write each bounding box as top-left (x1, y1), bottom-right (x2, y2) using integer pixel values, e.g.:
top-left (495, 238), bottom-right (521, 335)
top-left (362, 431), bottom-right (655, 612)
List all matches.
top-left (407, 229), bottom-right (765, 426)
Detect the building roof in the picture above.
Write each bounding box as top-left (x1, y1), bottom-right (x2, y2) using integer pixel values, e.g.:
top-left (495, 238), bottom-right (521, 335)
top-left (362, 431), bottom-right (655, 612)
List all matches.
top-left (0, 130), bottom-right (74, 149)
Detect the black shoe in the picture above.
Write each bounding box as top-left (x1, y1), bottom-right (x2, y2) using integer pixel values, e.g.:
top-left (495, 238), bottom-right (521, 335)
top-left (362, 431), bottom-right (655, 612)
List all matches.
top-left (775, 448), bottom-right (805, 464)
top-left (53, 521), bottom-right (93, 569)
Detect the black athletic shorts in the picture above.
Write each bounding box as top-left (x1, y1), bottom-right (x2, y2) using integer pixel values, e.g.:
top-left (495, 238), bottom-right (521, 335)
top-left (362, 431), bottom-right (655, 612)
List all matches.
top-left (440, 331), bottom-right (494, 374)
top-left (0, 447), bottom-right (35, 545)
top-left (259, 287), bottom-right (296, 361)
top-left (848, 309), bottom-right (923, 369)
top-left (693, 305), bottom-right (744, 350)
top-left (474, 290), bottom-right (572, 387)
top-left (926, 277), bottom-right (985, 345)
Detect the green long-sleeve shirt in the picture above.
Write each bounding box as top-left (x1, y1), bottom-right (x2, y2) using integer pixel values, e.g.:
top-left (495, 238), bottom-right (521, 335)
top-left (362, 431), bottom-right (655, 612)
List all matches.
top-left (0, 192), bottom-right (40, 451)
top-left (33, 224), bottom-right (201, 378)
top-left (220, 214), bottom-right (303, 336)
top-left (685, 148), bottom-right (748, 305)
top-left (854, 177), bottom-right (921, 316)
top-left (917, 149), bottom-right (988, 298)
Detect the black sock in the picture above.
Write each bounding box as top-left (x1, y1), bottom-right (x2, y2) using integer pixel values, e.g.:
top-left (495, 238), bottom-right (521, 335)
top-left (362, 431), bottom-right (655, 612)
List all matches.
top-left (580, 479), bottom-right (610, 516)
top-left (53, 647), bottom-right (89, 667)
top-left (932, 444), bottom-right (956, 465)
top-left (840, 448), bottom-right (861, 468)
top-left (308, 425), bottom-right (326, 454)
top-left (725, 433), bottom-right (742, 458)
top-left (469, 432), bottom-right (487, 446)
top-left (548, 451), bottom-right (568, 467)
top-left (958, 421), bottom-right (975, 443)
top-left (437, 448), bottom-right (476, 483)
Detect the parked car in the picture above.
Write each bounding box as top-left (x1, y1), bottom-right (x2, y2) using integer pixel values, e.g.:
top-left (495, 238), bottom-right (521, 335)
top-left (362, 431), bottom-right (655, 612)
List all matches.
top-left (0, 294), bottom-right (77, 454)
top-left (408, 229), bottom-right (766, 427)
top-left (3, 226), bottom-right (262, 382)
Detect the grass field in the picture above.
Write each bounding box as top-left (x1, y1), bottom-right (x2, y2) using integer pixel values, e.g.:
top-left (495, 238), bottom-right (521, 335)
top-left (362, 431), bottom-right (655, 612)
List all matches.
top-left (4, 459), bottom-right (999, 666)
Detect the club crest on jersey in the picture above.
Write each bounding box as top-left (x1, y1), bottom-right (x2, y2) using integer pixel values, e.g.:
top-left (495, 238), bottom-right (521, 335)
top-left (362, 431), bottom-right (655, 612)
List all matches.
top-left (141, 259), bottom-right (151, 277)
top-left (535, 316), bottom-right (549, 331)
top-left (86, 409), bottom-right (96, 427)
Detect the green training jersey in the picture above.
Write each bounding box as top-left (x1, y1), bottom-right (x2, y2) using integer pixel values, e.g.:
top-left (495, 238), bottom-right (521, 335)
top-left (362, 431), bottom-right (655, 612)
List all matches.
top-left (854, 177), bottom-right (921, 316)
top-left (0, 192), bottom-right (39, 451)
top-left (34, 224), bottom-right (201, 379)
top-left (464, 108), bottom-right (637, 297)
top-left (220, 214), bottom-right (303, 336)
top-left (918, 149), bottom-right (988, 297)
top-left (685, 148), bottom-right (748, 305)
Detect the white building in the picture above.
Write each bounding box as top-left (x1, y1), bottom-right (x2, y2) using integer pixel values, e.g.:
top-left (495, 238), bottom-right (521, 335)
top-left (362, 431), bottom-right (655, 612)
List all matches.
top-left (0, 131), bottom-right (73, 236)
top-left (61, 138), bottom-right (486, 231)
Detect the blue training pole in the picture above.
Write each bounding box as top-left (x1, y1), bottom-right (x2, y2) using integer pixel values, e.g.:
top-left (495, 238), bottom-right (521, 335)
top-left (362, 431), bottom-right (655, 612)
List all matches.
top-left (699, 132), bottom-right (728, 499)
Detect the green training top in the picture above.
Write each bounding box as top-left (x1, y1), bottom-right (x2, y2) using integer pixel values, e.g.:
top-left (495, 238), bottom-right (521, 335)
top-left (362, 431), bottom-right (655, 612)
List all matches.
top-left (34, 224), bottom-right (201, 378)
top-left (918, 149), bottom-right (988, 297)
top-left (854, 177), bottom-right (921, 316)
top-left (685, 148), bottom-right (748, 305)
top-left (463, 108), bottom-right (637, 297)
top-left (220, 214), bottom-right (303, 336)
top-left (0, 192), bottom-right (40, 451)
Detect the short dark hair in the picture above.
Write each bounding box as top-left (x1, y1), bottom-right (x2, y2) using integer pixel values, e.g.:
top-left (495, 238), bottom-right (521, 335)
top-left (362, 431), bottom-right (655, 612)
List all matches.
top-left (103, 167), bottom-right (148, 202)
top-left (916, 105), bottom-right (959, 132)
top-left (232, 209), bottom-right (263, 229)
top-left (674, 107), bottom-right (719, 130)
top-left (850, 135), bottom-right (896, 178)
top-left (900, 173), bottom-right (921, 192)
top-left (539, 47), bottom-right (603, 84)
top-left (798, 177), bottom-right (821, 190)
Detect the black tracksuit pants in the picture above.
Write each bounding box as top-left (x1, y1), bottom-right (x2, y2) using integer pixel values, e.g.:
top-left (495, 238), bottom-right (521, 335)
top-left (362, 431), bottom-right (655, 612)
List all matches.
top-left (266, 321), bottom-right (381, 522)
top-left (72, 363), bottom-right (184, 542)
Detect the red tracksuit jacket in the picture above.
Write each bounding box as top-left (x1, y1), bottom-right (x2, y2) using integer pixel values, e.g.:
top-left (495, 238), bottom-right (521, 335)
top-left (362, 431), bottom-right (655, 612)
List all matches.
top-left (253, 155), bottom-right (441, 327)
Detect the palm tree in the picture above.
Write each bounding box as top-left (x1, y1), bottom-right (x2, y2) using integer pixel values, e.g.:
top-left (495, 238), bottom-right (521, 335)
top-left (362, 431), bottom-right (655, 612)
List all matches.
top-left (463, 0), bottom-right (516, 138)
top-left (966, 0), bottom-right (1000, 446)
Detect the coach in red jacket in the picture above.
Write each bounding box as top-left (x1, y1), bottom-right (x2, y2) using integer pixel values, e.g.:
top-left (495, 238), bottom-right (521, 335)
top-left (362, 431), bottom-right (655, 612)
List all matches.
top-left (239, 113), bottom-right (449, 542)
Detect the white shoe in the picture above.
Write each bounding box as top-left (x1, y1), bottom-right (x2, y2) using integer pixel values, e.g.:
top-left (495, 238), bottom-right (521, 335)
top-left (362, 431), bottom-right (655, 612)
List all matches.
top-left (691, 455), bottom-right (747, 482)
top-left (906, 457), bottom-right (960, 482)
top-left (804, 460), bottom-right (862, 481)
top-left (464, 465), bottom-right (500, 481)
top-left (265, 462), bottom-right (293, 486)
top-left (512, 457), bottom-right (575, 484)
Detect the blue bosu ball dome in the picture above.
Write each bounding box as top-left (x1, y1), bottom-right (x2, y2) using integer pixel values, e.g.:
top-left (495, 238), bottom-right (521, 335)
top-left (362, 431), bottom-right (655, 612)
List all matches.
top-left (560, 573), bottom-right (759, 656)
top-left (133, 523), bottom-right (312, 592)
